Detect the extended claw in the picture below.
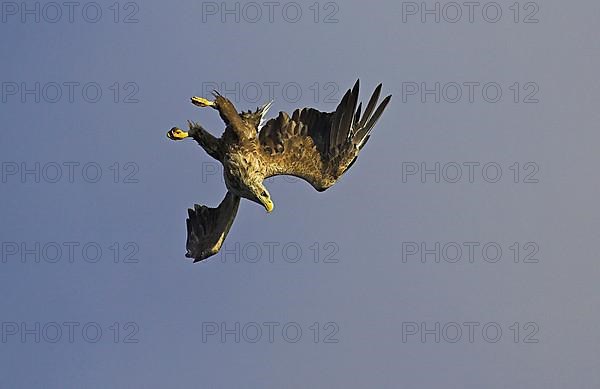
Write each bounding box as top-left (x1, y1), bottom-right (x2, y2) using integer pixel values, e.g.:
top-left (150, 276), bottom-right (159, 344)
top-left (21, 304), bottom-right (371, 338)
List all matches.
top-left (167, 127), bottom-right (189, 141)
top-left (191, 96), bottom-right (216, 108)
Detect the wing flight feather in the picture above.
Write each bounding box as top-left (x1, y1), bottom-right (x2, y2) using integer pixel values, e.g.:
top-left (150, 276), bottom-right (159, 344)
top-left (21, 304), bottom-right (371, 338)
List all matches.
top-left (258, 80), bottom-right (391, 190)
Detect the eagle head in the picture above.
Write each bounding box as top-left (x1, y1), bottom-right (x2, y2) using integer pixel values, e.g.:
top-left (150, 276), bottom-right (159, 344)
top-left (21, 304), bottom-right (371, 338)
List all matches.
top-left (235, 179), bottom-right (273, 213)
top-left (250, 183), bottom-right (274, 213)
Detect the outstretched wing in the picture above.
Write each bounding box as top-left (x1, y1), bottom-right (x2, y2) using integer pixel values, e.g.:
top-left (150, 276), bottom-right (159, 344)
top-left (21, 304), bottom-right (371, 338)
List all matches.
top-left (258, 80), bottom-right (391, 191)
top-left (185, 192), bottom-right (240, 263)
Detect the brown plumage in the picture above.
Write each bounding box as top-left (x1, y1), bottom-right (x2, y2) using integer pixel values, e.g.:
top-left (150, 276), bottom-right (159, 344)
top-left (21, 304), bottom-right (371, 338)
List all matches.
top-left (167, 80), bottom-right (392, 262)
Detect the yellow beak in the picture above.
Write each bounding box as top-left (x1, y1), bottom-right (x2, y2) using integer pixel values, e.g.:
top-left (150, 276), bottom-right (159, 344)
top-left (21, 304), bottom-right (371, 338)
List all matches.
top-left (264, 199), bottom-right (274, 213)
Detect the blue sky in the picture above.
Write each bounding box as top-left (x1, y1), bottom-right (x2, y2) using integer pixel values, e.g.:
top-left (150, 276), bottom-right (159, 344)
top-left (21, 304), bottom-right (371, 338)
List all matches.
top-left (1, 0), bottom-right (600, 387)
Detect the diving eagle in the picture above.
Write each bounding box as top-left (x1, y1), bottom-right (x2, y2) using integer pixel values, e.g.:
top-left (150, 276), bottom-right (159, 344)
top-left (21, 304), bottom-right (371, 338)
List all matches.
top-left (167, 80), bottom-right (391, 262)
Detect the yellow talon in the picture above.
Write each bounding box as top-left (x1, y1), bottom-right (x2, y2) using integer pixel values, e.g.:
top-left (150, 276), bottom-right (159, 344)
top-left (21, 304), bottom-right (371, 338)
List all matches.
top-left (167, 127), bottom-right (189, 141)
top-left (191, 96), bottom-right (216, 108)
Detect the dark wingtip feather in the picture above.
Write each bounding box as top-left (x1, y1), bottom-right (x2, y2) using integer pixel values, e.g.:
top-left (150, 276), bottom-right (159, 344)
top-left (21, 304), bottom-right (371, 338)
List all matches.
top-left (363, 94), bottom-right (392, 133)
top-left (339, 81), bottom-right (360, 142)
top-left (358, 84), bottom-right (383, 128)
top-left (354, 102), bottom-right (362, 128)
top-left (354, 93), bottom-right (391, 149)
top-left (331, 88), bottom-right (351, 147)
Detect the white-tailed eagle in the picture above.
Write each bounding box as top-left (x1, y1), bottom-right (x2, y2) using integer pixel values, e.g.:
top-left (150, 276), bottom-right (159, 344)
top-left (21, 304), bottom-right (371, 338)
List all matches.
top-left (167, 80), bottom-right (391, 262)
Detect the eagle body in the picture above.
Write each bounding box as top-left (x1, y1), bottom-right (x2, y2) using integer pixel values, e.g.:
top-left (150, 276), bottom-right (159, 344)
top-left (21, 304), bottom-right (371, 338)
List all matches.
top-left (222, 143), bottom-right (268, 201)
top-left (168, 80), bottom-right (391, 262)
